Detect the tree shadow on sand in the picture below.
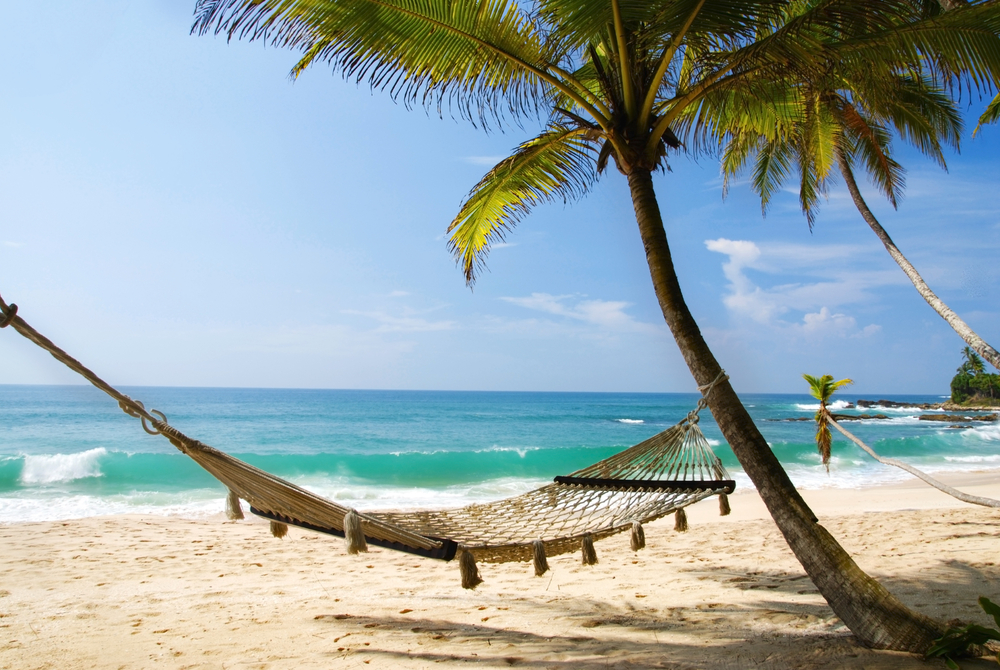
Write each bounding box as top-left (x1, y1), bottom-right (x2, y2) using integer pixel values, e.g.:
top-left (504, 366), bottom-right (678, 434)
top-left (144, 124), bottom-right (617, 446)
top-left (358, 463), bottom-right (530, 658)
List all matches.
top-left (308, 560), bottom-right (1000, 670)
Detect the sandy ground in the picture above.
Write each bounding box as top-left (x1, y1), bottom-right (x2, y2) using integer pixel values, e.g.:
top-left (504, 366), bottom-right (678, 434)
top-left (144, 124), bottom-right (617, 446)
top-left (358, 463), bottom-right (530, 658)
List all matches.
top-left (1, 473), bottom-right (999, 670)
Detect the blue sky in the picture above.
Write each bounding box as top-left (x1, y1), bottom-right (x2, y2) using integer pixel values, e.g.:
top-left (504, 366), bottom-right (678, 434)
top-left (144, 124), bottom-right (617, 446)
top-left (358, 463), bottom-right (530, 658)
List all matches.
top-left (1, 1), bottom-right (998, 394)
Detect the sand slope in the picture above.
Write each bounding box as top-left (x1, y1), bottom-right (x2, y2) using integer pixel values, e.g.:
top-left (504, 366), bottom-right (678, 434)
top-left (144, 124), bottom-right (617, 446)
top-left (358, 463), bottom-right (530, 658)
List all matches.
top-left (1, 474), bottom-right (999, 669)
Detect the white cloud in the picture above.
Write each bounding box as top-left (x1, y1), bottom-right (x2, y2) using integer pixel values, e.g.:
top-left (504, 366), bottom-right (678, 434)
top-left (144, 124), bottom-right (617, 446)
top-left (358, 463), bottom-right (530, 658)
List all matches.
top-left (801, 307), bottom-right (855, 334)
top-left (705, 238), bottom-right (884, 338)
top-left (500, 293), bottom-right (650, 331)
top-left (343, 310), bottom-right (455, 333)
top-left (387, 290), bottom-right (410, 298)
top-left (2, 241), bottom-right (23, 248)
top-left (703, 239), bottom-right (778, 323)
top-left (860, 324), bottom-right (883, 337)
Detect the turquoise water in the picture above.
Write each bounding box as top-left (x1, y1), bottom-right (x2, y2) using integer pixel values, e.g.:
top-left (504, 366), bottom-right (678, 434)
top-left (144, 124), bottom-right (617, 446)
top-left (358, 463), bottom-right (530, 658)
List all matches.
top-left (1, 384), bottom-right (997, 522)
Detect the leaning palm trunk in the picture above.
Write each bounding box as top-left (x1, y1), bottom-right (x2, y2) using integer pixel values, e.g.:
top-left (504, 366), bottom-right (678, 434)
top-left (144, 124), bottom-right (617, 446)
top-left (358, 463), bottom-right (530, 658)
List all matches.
top-left (835, 149), bottom-right (1000, 371)
top-left (627, 169), bottom-right (944, 651)
top-left (826, 413), bottom-right (1000, 508)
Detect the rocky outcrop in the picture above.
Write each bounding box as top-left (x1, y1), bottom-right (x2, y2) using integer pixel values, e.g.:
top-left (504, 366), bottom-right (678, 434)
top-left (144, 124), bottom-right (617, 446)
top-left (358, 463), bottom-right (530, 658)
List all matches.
top-left (856, 399), bottom-right (941, 410)
top-left (831, 413), bottom-right (890, 421)
top-left (919, 413), bottom-right (998, 423)
top-left (768, 414), bottom-right (889, 422)
top-left (856, 398), bottom-right (999, 412)
top-left (941, 401), bottom-right (1000, 412)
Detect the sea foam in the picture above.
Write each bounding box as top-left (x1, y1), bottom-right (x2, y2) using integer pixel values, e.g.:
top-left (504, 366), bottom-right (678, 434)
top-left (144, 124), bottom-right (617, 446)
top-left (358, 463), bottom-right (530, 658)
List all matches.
top-left (615, 418), bottom-right (644, 424)
top-left (20, 448), bottom-right (107, 485)
top-left (795, 400), bottom-right (851, 411)
top-left (0, 491), bottom-right (222, 524)
top-left (299, 474), bottom-right (546, 510)
top-left (967, 424), bottom-right (1000, 441)
top-left (943, 454), bottom-right (1000, 463)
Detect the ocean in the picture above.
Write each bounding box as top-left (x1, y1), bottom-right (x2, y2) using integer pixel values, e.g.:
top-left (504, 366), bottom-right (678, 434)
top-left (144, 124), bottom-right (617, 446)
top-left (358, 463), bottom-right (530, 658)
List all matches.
top-left (1, 385), bottom-right (997, 524)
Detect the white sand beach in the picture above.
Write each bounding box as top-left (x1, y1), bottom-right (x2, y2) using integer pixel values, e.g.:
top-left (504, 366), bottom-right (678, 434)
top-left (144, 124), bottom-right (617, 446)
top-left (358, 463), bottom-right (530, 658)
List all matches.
top-left (1, 472), bottom-right (999, 669)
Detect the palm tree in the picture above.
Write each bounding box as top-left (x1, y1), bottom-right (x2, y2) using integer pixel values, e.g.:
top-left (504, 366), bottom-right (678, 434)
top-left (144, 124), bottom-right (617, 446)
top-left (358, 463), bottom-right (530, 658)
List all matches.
top-left (193, 0), bottom-right (1000, 651)
top-left (959, 346), bottom-right (986, 376)
top-left (956, 346), bottom-right (1000, 402)
top-left (802, 374), bottom-right (854, 470)
top-left (720, 2), bottom-right (1000, 371)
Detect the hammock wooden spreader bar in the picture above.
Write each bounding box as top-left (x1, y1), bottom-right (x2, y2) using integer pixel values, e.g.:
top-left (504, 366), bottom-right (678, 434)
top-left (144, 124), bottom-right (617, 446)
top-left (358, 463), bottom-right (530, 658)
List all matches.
top-left (0, 294), bottom-right (735, 586)
top-left (553, 477), bottom-right (735, 491)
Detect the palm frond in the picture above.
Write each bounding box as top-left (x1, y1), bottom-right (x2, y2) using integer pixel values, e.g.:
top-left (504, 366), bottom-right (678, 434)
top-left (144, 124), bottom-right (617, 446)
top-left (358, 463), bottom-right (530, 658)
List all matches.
top-left (193, 0), bottom-right (560, 127)
top-left (448, 125), bottom-right (599, 284)
top-left (535, 0), bottom-right (660, 49)
top-left (815, 417), bottom-right (833, 471)
top-left (752, 135), bottom-right (795, 216)
top-left (838, 2), bottom-right (1000, 92)
top-left (675, 75), bottom-right (800, 159)
top-left (795, 91), bottom-right (838, 226)
top-left (720, 134), bottom-right (762, 199)
top-left (862, 76), bottom-right (962, 168)
top-left (840, 103), bottom-right (905, 209)
top-left (974, 92), bottom-right (1000, 136)
top-left (653, 1), bottom-right (916, 138)
top-left (803, 373), bottom-right (854, 402)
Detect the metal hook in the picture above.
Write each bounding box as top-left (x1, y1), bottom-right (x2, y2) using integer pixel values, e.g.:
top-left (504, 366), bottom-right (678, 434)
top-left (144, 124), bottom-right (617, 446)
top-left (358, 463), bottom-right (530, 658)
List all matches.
top-left (140, 409), bottom-right (168, 436)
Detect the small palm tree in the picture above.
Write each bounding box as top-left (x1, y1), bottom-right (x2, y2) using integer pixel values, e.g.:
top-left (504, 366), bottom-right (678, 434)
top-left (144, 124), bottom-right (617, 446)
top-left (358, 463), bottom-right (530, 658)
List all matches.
top-left (803, 374), bottom-right (854, 471)
top-left (959, 346), bottom-right (986, 376)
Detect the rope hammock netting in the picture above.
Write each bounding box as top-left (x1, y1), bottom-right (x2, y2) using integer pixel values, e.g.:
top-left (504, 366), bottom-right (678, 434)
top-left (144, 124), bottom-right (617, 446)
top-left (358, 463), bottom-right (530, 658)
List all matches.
top-left (0, 295), bottom-right (735, 587)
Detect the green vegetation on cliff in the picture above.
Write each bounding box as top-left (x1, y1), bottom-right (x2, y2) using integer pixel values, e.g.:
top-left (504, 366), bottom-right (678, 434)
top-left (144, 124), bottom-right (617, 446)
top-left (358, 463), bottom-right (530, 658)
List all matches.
top-left (951, 347), bottom-right (1000, 406)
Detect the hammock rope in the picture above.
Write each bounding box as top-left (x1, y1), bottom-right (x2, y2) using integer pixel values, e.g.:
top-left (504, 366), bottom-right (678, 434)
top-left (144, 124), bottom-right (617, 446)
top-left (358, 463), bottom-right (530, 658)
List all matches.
top-left (0, 294), bottom-right (735, 585)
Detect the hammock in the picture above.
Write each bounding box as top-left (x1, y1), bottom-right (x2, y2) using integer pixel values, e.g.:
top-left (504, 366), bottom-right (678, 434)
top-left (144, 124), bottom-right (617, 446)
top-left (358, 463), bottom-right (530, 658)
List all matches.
top-left (0, 295), bottom-right (734, 586)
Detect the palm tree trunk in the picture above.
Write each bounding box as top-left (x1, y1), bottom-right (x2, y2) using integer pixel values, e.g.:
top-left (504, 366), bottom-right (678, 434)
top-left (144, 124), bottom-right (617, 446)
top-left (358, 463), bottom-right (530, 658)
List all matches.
top-left (626, 168), bottom-right (944, 652)
top-left (835, 148), bottom-right (1000, 371)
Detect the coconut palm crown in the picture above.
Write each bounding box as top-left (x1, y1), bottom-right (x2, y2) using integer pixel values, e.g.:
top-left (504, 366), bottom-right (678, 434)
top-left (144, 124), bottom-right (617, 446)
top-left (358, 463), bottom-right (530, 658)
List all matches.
top-left (193, 0), bottom-right (1000, 653)
top-left (718, 0), bottom-right (1000, 371)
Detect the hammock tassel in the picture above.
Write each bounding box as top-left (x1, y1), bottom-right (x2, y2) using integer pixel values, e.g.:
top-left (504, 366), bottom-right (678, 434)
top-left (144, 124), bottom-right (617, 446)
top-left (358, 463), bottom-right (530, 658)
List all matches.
top-left (674, 508), bottom-right (688, 532)
top-left (630, 521), bottom-right (645, 551)
top-left (269, 520), bottom-right (288, 539)
top-left (581, 533), bottom-right (598, 565)
top-left (459, 550), bottom-right (483, 590)
top-left (719, 492), bottom-right (731, 516)
top-left (532, 540), bottom-right (549, 576)
top-left (344, 509), bottom-right (368, 555)
top-left (225, 489), bottom-right (244, 520)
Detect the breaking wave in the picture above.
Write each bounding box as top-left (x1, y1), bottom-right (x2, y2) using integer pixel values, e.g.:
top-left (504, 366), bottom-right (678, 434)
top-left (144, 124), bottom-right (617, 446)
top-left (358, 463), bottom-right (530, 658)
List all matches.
top-left (20, 448), bottom-right (106, 485)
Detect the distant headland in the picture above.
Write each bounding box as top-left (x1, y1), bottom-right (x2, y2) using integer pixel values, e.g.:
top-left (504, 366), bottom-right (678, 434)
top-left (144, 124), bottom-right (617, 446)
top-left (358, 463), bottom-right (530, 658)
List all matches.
top-left (950, 347), bottom-right (1000, 408)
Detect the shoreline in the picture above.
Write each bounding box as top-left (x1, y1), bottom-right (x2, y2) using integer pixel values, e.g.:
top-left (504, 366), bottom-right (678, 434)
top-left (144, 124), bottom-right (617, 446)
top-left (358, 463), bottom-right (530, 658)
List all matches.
top-left (724, 469), bottom-right (1000, 518)
top-left (2, 474), bottom-right (999, 668)
top-left (1, 468), bottom-right (998, 527)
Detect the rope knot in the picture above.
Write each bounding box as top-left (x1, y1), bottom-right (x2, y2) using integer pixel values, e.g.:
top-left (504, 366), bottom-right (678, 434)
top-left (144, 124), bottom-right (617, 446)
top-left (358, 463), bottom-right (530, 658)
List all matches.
top-left (0, 303), bottom-right (17, 328)
top-left (683, 370), bottom-right (727, 426)
top-left (697, 370), bottom-right (729, 398)
top-left (118, 399), bottom-right (142, 419)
